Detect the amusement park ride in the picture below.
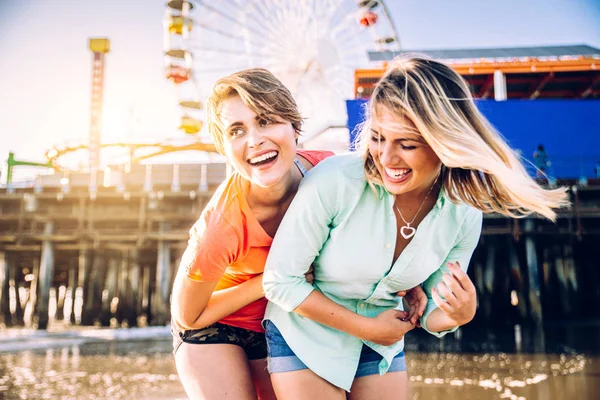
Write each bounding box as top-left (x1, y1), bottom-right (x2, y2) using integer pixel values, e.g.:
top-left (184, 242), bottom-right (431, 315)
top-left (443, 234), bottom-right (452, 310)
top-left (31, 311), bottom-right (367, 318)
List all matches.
top-left (4, 0), bottom-right (400, 191)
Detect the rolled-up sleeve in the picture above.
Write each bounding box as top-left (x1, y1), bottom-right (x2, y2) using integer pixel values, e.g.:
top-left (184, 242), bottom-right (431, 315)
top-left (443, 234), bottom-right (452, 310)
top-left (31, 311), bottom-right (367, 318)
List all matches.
top-left (263, 161), bottom-right (339, 312)
top-left (420, 209), bottom-right (483, 337)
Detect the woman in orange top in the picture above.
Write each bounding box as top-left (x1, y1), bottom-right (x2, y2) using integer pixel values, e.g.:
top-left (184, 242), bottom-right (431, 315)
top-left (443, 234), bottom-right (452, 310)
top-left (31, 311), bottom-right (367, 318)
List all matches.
top-left (170, 68), bottom-right (334, 399)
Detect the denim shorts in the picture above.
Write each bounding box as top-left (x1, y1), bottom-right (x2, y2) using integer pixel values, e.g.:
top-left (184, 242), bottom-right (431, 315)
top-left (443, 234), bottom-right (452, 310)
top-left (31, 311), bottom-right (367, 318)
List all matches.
top-left (264, 320), bottom-right (406, 378)
top-left (172, 321), bottom-right (267, 360)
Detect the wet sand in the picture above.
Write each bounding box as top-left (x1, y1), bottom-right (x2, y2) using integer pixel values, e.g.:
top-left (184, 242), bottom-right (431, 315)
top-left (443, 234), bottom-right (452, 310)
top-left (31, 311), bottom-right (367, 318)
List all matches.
top-left (0, 324), bottom-right (598, 399)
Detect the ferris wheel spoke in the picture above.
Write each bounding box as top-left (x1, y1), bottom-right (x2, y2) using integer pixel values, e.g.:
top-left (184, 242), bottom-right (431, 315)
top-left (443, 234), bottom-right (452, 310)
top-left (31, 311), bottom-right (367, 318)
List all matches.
top-left (193, 22), bottom-right (248, 41)
top-left (195, 0), bottom-right (267, 38)
top-left (334, 30), bottom-right (372, 59)
top-left (235, 4), bottom-right (302, 58)
top-left (189, 45), bottom-right (269, 59)
top-left (335, 36), bottom-right (372, 59)
top-left (330, 12), bottom-right (363, 43)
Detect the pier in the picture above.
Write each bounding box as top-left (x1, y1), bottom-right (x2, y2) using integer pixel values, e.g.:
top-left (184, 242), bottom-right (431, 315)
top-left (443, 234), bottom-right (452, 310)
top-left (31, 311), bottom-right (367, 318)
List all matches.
top-left (0, 162), bottom-right (226, 329)
top-left (1, 163), bottom-right (599, 329)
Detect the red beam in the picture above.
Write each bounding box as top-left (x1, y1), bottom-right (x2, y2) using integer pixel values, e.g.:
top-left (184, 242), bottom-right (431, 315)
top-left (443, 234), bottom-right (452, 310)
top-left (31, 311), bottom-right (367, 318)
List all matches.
top-left (529, 72), bottom-right (554, 99)
top-left (507, 75), bottom-right (594, 85)
top-left (579, 75), bottom-right (600, 98)
top-left (507, 90), bottom-right (578, 98)
top-left (478, 75), bottom-right (495, 99)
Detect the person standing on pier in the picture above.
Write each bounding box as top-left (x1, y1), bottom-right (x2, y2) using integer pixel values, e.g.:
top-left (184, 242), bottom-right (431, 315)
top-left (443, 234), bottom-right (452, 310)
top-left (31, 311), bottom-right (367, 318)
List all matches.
top-left (533, 144), bottom-right (550, 182)
top-left (262, 56), bottom-right (570, 400)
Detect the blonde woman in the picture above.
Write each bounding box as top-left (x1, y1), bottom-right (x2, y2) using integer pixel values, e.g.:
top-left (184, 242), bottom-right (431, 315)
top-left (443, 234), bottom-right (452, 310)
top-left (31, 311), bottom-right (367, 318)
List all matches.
top-left (262, 55), bottom-right (569, 399)
top-left (169, 68), bottom-right (335, 399)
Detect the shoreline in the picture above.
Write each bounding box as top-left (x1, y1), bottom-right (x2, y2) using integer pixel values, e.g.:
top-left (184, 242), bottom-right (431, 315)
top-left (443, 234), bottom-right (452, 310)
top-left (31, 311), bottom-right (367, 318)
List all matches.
top-left (0, 325), bottom-right (171, 353)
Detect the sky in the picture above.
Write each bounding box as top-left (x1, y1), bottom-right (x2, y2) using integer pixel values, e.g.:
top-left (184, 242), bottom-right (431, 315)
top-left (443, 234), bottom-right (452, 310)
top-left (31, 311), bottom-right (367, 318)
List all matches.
top-left (1, 0), bottom-right (599, 182)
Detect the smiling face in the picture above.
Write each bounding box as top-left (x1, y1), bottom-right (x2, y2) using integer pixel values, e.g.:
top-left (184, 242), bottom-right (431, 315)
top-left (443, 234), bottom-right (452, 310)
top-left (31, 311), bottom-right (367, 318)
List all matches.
top-left (219, 95), bottom-right (298, 188)
top-left (368, 106), bottom-right (442, 196)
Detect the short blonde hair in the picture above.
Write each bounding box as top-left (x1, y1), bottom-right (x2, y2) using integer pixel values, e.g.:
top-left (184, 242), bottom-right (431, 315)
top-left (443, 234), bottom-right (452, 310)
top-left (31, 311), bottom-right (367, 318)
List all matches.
top-left (356, 55), bottom-right (569, 221)
top-left (206, 68), bottom-right (302, 154)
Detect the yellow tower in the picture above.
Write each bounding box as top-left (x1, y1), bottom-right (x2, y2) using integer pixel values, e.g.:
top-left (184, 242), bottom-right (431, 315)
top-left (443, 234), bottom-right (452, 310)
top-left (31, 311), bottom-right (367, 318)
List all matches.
top-left (88, 38), bottom-right (110, 194)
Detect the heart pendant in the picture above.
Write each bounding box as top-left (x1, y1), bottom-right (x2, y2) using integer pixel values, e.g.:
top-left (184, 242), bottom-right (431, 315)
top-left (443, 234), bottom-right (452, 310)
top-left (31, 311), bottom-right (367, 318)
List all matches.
top-left (400, 225), bottom-right (416, 239)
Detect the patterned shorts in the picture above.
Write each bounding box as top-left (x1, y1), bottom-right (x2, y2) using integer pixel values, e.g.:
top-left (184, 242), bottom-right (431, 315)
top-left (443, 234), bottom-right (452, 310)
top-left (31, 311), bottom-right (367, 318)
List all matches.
top-left (172, 321), bottom-right (268, 360)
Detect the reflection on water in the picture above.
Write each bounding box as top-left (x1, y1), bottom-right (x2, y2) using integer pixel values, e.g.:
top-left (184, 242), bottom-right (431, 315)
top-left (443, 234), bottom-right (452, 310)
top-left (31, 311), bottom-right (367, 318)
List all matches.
top-left (0, 324), bottom-right (599, 399)
top-left (407, 352), bottom-right (597, 400)
top-left (0, 341), bottom-right (185, 400)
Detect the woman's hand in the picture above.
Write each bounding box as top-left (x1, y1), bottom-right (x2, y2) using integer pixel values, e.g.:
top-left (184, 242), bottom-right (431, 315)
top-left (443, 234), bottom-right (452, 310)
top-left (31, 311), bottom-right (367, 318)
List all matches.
top-left (397, 285), bottom-right (427, 325)
top-left (431, 261), bottom-right (477, 326)
top-left (364, 309), bottom-right (416, 346)
top-left (304, 265), bottom-right (315, 284)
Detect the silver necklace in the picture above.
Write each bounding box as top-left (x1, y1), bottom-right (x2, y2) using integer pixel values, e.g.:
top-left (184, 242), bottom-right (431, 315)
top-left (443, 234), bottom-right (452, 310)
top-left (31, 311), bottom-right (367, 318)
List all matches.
top-left (394, 177), bottom-right (439, 240)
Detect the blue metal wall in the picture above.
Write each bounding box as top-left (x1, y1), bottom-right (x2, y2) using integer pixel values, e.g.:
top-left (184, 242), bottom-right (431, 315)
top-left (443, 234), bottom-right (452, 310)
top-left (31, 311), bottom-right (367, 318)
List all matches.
top-left (346, 99), bottom-right (600, 178)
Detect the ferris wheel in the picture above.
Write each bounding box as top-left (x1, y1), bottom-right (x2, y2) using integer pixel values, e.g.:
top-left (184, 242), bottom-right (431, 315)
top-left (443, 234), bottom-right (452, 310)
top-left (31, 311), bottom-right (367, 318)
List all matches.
top-left (163, 0), bottom-right (400, 143)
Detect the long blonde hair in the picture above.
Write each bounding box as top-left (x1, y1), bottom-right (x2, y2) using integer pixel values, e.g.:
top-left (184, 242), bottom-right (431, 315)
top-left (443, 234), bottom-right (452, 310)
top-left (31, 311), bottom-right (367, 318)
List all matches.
top-left (206, 68), bottom-right (302, 155)
top-left (357, 55), bottom-right (569, 221)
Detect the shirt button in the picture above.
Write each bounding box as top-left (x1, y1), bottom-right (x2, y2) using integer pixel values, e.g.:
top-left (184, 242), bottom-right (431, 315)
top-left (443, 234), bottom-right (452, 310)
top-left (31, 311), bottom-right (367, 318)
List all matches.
top-left (359, 303), bottom-right (365, 309)
top-left (385, 244), bottom-right (392, 249)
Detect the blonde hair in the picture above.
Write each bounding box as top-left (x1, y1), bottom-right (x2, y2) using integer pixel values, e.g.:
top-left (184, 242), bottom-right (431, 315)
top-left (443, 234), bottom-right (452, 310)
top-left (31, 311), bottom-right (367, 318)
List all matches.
top-left (206, 68), bottom-right (302, 154)
top-left (357, 55), bottom-right (569, 221)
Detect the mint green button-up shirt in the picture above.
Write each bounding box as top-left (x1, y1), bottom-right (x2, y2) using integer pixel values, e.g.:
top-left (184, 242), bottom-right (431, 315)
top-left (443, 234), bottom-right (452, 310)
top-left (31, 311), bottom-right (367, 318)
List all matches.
top-left (263, 153), bottom-right (482, 391)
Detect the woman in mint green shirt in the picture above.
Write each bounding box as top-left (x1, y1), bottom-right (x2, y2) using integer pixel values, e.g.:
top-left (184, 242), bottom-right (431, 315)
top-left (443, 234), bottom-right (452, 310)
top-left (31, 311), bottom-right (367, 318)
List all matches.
top-left (263, 56), bottom-right (569, 399)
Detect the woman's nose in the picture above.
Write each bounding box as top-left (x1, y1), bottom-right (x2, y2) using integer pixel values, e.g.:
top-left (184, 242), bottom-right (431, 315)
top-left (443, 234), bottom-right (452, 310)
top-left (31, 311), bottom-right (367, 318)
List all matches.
top-left (247, 127), bottom-right (266, 148)
top-left (378, 141), bottom-right (398, 165)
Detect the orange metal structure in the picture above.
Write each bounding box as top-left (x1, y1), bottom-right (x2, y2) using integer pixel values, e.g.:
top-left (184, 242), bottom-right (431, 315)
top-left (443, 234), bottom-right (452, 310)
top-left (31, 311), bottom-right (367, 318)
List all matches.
top-left (354, 51), bottom-right (600, 100)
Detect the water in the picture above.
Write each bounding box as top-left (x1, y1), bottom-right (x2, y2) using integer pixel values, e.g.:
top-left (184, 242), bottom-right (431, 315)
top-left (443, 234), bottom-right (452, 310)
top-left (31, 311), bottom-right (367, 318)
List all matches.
top-left (0, 340), bottom-right (185, 400)
top-left (0, 324), bottom-right (598, 399)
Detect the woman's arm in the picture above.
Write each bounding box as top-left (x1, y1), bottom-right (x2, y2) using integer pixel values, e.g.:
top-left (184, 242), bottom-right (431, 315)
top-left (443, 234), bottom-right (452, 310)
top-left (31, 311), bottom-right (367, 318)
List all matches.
top-left (170, 209), bottom-right (262, 330)
top-left (171, 269), bottom-right (264, 330)
top-left (293, 291), bottom-right (415, 346)
top-left (420, 210), bottom-right (483, 336)
top-left (422, 261), bottom-right (477, 332)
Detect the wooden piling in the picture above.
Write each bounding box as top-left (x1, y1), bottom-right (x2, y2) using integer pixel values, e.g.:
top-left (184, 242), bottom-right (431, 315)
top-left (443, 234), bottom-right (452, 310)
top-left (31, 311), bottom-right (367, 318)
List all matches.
top-left (67, 258), bottom-right (77, 324)
top-left (24, 258), bottom-right (40, 327)
top-left (553, 244), bottom-right (571, 315)
top-left (524, 219), bottom-right (543, 325)
top-left (154, 223), bottom-right (172, 325)
top-left (564, 244), bottom-right (579, 297)
top-left (482, 238), bottom-right (496, 321)
top-left (128, 249), bottom-right (141, 327)
top-left (0, 252), bottom-right (11, 327)
top-left (99, 257), bottom-right (118, 327)
top-left (507, 239), bottom-right (528, 320)
top-left (77, 247), bottom-right (91, 324)
top-left (141, 265), bottom-right (151, 325)
top-left (37, 222), bottom-right (55, 330)
top-left (11, 257), bottom-right (24, 326)
top-left (81, 252), bottom-right (105, 326)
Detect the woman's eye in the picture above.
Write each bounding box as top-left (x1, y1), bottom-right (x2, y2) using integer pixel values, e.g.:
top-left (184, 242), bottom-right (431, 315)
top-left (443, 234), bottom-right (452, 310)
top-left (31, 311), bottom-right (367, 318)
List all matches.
top-left (258, 118), bottom-right (272, 127)
top-left (229, 128), bottom-right (245, 137)
top-left (370, 135), bottom-right (382, 142)
top-left (401, 145), bottom-right (416, 150)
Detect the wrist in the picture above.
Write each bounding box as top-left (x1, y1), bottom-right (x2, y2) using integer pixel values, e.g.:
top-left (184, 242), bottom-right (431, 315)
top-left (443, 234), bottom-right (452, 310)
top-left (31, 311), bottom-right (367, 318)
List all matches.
top-left (355, 316), bottom-right (376, 341)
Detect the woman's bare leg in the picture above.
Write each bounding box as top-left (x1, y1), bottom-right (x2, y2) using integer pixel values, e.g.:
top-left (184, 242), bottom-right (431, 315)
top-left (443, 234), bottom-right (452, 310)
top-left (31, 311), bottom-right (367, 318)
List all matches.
top-left (348, 371), bottom-right (408, 400)
top-left (175, 342), bottom-right (257, 400)
top-left (248, 358), bottom-right (277, 400)
top-left (271, 369), bottom-right (346, 400)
